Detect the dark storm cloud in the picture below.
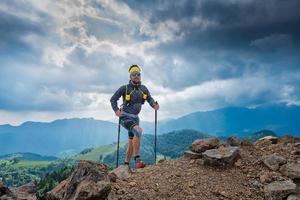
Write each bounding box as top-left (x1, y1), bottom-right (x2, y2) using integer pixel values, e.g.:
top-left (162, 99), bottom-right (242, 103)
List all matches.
top-left (124, 0), bottom-right (300, 52)
top-left (0, 10), bottom-right (47, 62)
top-left (125, 0), bottom-right (300, 90)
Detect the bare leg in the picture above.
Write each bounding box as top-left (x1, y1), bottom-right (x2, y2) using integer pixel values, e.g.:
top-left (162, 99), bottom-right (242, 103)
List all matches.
top-left (132, 125), bottom-right (142, 157)
top-left (125, 139), bottom-right (133, 163)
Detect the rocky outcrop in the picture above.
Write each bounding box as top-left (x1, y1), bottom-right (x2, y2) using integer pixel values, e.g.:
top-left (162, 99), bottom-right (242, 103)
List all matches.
top-left (4, 135), bottom-right (300, 200)
top-left (202, 146), bottom-right (240, 167)
top-left (46, 160), bottom-right (111, 200)
top-left (15, 182), bottom-right (37, 200)
top-left (264, 180), bottom-right (297, 200)
top-left (0, 182), bottom-right (15, 200)
top-left (263, 154), bottom-right (287, 171)
top-left (191, 138), bottom-right (219, 153)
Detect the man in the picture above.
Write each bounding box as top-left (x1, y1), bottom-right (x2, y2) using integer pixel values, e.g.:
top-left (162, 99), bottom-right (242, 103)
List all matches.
top-left (110, 65), bottom-right (159, 168)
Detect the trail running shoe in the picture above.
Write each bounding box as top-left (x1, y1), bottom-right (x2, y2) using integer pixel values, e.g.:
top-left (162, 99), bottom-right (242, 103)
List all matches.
top-left (134, 160), bottom-right (146, 169)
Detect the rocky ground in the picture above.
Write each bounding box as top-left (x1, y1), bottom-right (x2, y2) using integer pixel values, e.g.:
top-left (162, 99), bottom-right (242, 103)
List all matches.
top-left (108, 136), bottom-right (300, 200)
top-left (1, 135), bottom-right (300, 200)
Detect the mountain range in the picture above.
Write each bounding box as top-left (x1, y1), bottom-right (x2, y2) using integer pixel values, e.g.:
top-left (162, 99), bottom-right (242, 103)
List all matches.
top-left (0, 104), bottom-right (299, 157)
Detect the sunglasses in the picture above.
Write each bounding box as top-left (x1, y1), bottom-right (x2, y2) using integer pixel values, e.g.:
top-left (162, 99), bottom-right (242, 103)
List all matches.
top-left (131, 72), bottom-right (141, 77)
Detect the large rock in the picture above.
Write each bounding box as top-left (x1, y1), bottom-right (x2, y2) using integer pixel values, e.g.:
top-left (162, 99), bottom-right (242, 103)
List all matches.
top-left (226, 136), bottom-right (241, 146)
top-left (109, 165), bottom-right (132, 180)
top-left (46, 160), bottom-right (111, 200)
top-left (15, 182), bottom-right (37, 200)
top-left (287, 194), bottom-right (300, 200)
top-left (255, 136), bottom-right (278, 146)
top-left (191, 138), bottom-right (219, 153)
top-left (184, 150), bottom-right (202, 159)
top-left (263, 154), bottom-right (287, 171)
top-left (0, 182), bottom-right (15, 199)
top-left (280, 163), bottom-right (300, 179)
top-left (202, 146), bottom-right (240, 167)
top-left (264, 180), bottom-right (296, 200)
top-left (294, 143), bottom-right (300, 148)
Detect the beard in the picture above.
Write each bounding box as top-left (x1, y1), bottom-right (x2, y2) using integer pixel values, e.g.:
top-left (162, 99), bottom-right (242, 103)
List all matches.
top-left (131, 77), bottom-right (141, 84)
top-left (132, 79), bottom-right (141, 84)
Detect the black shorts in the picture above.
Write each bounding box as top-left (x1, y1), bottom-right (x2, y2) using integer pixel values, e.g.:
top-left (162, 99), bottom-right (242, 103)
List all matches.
top-left (120, 115), bottom-right (139, 139)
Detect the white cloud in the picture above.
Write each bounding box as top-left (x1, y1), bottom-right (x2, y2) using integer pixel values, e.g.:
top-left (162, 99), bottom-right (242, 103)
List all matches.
top-left (1, 0), bottom-right (300, 125)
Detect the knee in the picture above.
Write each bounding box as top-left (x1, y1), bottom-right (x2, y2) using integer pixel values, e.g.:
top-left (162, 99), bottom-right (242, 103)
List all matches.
top-left (136, 126), bottom-right (142, 135)
top-left (132, 125), bottom-right (142, 136)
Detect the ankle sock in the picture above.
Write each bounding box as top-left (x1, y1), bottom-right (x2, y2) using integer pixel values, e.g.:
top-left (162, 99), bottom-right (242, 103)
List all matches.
top-left (134, 155), bottom-right (140, 162)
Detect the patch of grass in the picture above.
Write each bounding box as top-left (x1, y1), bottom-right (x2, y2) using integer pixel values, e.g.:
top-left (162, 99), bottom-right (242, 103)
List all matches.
top-left (72, 142), bottom-right (127, 162)
top-left (11, 160), bottom-right (51, 168)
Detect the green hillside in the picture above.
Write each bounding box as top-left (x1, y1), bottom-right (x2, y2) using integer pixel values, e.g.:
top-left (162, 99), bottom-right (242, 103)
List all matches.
top-left (103, 129), bottom-right (210, 166)
top-left (71, 142), bottom-right (127, 162)
top-left (0, 152), bottom-right (58, 161)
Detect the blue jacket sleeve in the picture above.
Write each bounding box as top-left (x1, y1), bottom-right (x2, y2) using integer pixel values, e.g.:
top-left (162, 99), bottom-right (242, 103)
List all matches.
top-left (143, 85), bottom-right (156, 107)
top-left (110, 85), bottom-right (125, 112)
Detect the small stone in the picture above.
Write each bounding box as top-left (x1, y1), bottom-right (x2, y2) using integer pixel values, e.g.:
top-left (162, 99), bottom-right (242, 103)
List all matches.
top-left (234, 159), bottom-right (242, 167)
top-left (260, 174), bottom-right (273, 184)
top-left (219, 191), bottom-right (229, 197)
top-left (189, 159), bottom-right (195, 164)
top-left (252, 180), bottom-right (262, 188)
top-left (128, 182), bottom-right (136, 187)
top-left (108, 172), bottom-right (117, 182)
top-left (195, 159), bottom-right (204, 165)
top-left (291, 150), bottom-right (300, 156)
top-left (188, 181), bottom-right (195, 188)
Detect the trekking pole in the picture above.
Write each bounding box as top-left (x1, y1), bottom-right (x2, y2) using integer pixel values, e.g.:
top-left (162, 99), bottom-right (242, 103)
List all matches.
top-left (116, 117), bottom-right (121, 168)
top-left (154, 101), bottom-right (158, 164)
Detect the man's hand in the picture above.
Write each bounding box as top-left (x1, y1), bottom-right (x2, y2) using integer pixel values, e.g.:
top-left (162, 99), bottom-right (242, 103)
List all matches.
top-left (115, 109), bottom-right (122, 117)
top-left (153, 102), bottom-right (159, 111)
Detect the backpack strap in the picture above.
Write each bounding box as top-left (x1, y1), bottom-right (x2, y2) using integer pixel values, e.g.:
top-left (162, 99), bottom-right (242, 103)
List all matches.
top-left (138, 87), bottom-right (148, 104)
top-left (125, 84), bottom-right (148, 105)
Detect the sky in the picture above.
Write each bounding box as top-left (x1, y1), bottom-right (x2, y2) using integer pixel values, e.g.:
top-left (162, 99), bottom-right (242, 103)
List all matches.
top-left (0, 0), bottom-right (300, 125)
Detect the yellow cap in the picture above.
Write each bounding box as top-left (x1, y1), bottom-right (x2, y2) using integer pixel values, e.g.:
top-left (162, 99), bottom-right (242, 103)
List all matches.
top-left (129, 65), bottom-right (141, 74)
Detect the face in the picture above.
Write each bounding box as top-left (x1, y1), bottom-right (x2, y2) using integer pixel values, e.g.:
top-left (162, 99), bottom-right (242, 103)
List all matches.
top-left (130, 72), bottom-right (141, 83)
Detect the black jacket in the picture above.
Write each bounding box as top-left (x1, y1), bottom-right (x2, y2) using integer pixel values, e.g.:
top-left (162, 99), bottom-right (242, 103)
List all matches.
top-left (110, 80), bottom-right (156, 115)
